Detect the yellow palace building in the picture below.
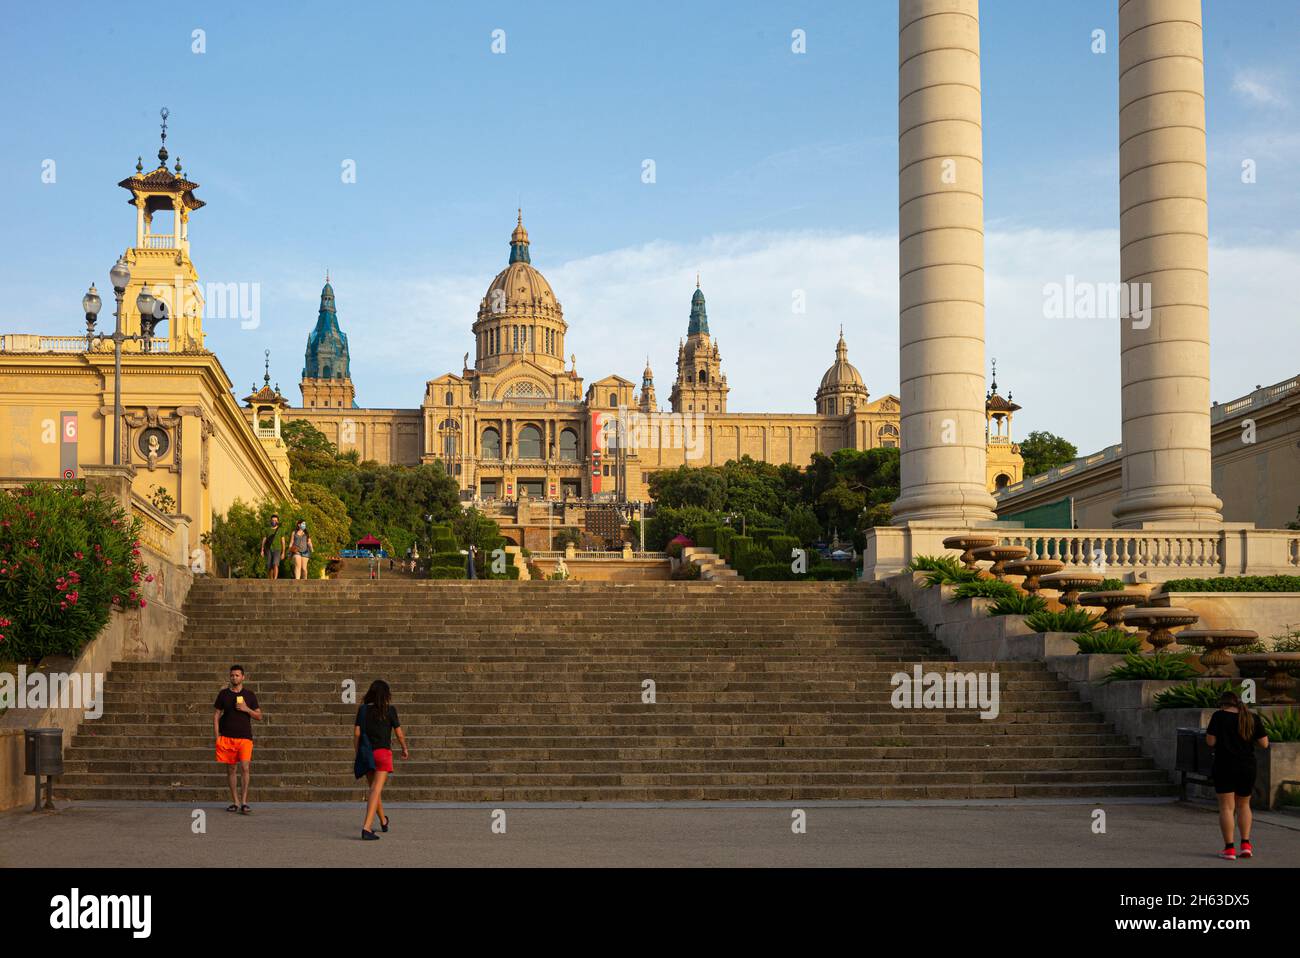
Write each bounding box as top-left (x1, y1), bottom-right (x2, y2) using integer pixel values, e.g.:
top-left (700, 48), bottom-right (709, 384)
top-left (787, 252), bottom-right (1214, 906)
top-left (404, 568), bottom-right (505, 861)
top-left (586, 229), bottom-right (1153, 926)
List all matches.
top-left (288, 213), bottom-right (918, 505)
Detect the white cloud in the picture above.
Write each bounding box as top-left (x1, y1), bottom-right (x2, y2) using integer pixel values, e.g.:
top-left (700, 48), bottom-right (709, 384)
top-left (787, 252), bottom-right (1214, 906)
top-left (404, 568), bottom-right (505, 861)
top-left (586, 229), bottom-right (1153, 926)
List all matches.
top-left (331, 228), bottom-right (1299, 457)
top-left (1232, 71), bottom-right (1287, 108)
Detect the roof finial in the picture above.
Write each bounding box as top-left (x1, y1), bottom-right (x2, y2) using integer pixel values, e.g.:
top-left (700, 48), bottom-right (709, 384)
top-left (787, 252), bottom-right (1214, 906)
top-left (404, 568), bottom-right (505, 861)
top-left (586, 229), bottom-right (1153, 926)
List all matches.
top-left (696, 272), bottom-right (700, 289)
top-left (325, 268), bottom-right (330, 285)
top-left (263, 349), bottom-right (271, 386)
top-left (157, 107), bottom-right (170, 166)
top-left (990, 357), bottom-right (998, 395)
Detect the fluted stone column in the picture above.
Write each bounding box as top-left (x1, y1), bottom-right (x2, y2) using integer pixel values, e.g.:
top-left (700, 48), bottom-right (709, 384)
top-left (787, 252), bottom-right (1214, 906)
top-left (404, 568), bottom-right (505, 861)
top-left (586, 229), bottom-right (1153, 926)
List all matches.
top-left (1114, 0), bottom-right (1222, 528)
top-left (892, 0), bottom-right (996, 525)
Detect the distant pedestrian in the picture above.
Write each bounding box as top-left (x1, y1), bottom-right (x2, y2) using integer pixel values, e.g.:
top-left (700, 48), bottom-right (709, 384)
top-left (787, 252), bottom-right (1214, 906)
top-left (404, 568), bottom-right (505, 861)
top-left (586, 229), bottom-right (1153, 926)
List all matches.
top-left (1206, 690), bottom-right (1270, 860)
top-left (355, 679), bottom-right (408, 840)
top-left (289, 518), bottom-right (313, 580)
top-left (260, 514), bottom-right (283, 579)
top-left (213, 665), bottom-right (261, 814)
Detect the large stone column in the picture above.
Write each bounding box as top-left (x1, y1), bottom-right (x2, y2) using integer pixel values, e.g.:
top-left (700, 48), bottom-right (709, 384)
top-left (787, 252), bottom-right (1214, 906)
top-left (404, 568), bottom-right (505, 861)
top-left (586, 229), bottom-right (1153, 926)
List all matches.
top-left (1114, 0), bottom-right (1222, 528)
top-left (892, 0), bottom-right (996, 525)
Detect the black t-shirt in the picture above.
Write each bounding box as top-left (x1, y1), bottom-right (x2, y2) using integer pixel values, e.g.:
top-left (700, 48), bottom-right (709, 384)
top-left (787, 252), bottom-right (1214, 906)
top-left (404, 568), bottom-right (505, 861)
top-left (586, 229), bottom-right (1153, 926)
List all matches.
top-left (356, 704), bottom-right (400, 750)
top-left (1207, 709), bottom-right (1265, 765)
top-left (214, 687), bottom-right (259, 740)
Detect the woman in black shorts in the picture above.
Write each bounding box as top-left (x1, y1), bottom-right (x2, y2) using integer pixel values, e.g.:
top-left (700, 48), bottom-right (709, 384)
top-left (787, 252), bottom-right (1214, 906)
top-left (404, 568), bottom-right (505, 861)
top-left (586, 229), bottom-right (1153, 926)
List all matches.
top-left (355, 679), bottom-right (408, 841)
top-left (1205, 690), bottom-right (1269, 860)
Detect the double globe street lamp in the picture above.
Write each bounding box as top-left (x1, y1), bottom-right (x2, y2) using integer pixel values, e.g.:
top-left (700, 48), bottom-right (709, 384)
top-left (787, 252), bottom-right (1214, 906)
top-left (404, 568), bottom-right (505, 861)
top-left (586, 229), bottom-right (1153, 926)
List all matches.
top-left (82, 257), bottom-right (170, 465)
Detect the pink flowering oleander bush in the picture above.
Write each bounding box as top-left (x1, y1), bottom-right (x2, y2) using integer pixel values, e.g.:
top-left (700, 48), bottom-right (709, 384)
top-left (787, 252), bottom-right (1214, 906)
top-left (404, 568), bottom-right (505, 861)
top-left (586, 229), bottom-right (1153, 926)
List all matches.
top-left (0, 481), bottom-right (152, 664)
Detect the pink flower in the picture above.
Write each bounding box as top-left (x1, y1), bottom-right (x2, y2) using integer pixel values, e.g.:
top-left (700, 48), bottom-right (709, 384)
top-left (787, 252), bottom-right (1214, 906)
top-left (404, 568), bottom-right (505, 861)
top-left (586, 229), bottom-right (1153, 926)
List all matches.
top-left (145, 574), bottom-right (154, 583)
top-left (74, 551), bottom-right (84, 560)
top-left (138, 597), bottom-right (147, 608)
top-left (132, 572), bottom-right (141, 583)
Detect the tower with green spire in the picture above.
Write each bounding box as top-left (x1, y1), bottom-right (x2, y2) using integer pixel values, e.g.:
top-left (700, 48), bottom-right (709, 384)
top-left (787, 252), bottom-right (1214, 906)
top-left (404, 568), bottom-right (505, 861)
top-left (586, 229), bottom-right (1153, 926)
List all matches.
top-left (300, 276), bottom-right (357, 408)
top-left (670, 276), bottom-right (727, 414)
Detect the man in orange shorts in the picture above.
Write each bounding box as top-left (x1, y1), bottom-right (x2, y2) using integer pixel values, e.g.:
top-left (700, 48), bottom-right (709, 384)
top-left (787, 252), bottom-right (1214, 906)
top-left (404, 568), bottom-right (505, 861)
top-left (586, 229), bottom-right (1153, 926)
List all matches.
top-left (213, 665), bottom-right (262, 814)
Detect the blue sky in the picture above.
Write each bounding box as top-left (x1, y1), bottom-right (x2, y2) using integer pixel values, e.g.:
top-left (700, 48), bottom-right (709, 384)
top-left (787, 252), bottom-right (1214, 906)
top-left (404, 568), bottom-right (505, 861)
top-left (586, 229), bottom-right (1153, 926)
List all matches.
top-left (2, 0), bottom-right (1297, 454)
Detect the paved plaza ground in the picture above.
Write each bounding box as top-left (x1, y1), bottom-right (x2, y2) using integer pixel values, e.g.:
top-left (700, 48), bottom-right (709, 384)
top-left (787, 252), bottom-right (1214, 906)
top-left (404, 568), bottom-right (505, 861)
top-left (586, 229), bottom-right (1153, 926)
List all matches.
top-left (3, 798), bottom-right (1298, 867)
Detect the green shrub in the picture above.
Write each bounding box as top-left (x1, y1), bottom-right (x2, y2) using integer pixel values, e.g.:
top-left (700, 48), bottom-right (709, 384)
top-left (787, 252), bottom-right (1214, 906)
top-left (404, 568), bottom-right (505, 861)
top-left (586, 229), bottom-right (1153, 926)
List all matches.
top-left (1073, 629), bottom-right (1144, 654)
top-left (726, 535), bottom-right (752, 565)
top-left (750, 527), bottom-right (782, 547)
top-left (429, 551), bottom-right (465, 568)
top-left (904, 555), bottom-right (963, 575)
top-left (731, 540), bottom-right (770, 578)
top-left (767, 535), bottom-right (800, 564)
top-left (1105, 653), bottom-right (1198, 682)
top-left (950, 579), bottom-right (1019, 602)
top-left (1153, 681), bottom-right (1244, 710)
top-left (671, 560), bottom-right (702, 580)
top-left (0, 481), bottom-right (152, 664)
top-left (1098, 578), bottom-right (1127, 591)
top-left (986, 593), bottom-right (1048, 616)
top-left (747, 562), bottom-right (797, 581)
top-left (810, 565), bottom-right (856, 581)
top-left (1025, 607), bottom-right (1104, 634)
top-left (1261, 708), bottom-right (1300, 742)
top-left (427, 566), bottom-right (466, 580)
top-left (692, 525), bottom-right (718, 549)
top-left (1162, 575), bottom-right (1300, 593)
top-left (428, 524), bottom-right (458, 553)
top-left (714, 527), bottom-right (735, 559)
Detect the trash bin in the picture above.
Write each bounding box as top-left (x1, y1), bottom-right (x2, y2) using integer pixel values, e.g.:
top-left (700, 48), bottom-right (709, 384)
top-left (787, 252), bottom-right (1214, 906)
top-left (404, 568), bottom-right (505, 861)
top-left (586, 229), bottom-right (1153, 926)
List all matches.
top-left (24, 727), bottom-right (62, 811)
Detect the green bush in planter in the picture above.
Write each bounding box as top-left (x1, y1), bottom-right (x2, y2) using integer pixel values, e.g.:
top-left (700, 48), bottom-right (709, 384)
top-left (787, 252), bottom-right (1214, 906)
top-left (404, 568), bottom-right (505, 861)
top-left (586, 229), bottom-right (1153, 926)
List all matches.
top-left (1025, 607), bottom-right (1104, 634)
top-left (0, 481), bottom-right (152, 664)
top-left (1261, 708), bottom-right (1300, 742)
top-left (986, 592), bottom-right (1048, 616)
top-left (1153, 680), bottom-right (1244, 710)
top-left (950, 579), bottom-right (1019, 602)
top-left (1104, 653), bottom-right (1198, 682)
top-left (1073, 629), bottom-right (1143, 654)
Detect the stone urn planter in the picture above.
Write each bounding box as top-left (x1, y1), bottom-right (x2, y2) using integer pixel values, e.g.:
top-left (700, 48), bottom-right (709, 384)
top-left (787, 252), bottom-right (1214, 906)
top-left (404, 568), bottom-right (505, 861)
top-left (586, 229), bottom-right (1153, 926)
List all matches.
top-left (1079, 589), bottom-right (1144, 628)
top-left (1039, 571), bottom-right (1105, 607)
top-left (1002, 558), bottom-right (1064, 595)
top-left (1122, 606), bottom-right (1199, 653)
top-left (970, 545), bottom-right (1028, 580)
top-left (1177, 629), bottom-right (1257, 677)
top-left (1233, 652), bottom-right (1300, 704)
top-left (943, 533), bottom-right (1000, 572)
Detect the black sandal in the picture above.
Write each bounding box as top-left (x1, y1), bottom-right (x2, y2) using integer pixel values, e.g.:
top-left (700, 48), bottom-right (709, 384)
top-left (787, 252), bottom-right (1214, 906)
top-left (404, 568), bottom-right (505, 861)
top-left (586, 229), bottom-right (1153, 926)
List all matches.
top-left (380, 814), bottom-right (389, 833)
top-left (361, 829), bottom-right (380, 841)
top-left (240, 804), bottom-right (252, 815)
top-left (226, 804), bottom-right (239, 813)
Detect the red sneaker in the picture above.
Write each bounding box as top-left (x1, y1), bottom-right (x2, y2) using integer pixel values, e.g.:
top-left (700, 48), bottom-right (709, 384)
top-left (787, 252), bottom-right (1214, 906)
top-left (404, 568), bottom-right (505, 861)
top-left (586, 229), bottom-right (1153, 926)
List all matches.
top-left (1219, 846), bottom-right (1237, 861)
top-left (1240, 840), bottom-right (1253, 859)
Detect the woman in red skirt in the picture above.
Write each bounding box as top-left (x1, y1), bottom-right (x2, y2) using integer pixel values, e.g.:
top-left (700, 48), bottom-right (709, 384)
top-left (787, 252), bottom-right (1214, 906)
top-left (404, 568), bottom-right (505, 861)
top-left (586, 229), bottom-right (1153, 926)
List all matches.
top-left (355, 679), bottom-right (408, 840)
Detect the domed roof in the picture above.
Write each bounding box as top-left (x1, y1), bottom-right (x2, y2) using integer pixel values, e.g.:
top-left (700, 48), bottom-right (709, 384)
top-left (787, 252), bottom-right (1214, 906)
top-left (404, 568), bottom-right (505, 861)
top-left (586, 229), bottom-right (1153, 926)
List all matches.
top-left (818, 330), bottom-right (866, 392)
top-left (478, 212), bottom-right (562, 320)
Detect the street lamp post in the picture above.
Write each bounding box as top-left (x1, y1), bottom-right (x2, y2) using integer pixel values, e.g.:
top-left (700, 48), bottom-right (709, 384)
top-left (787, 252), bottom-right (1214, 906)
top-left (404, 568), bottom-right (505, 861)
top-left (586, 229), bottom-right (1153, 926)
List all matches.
top-left (84, 257), bottom-right (168, 466)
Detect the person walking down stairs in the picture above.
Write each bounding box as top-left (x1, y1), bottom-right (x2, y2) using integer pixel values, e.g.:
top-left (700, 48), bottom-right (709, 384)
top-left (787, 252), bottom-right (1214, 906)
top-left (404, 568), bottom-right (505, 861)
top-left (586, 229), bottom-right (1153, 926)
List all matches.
top-left (355, 680), bottom-right (408, 840)
top-left (213, 665), bottom-right (261, 815)
top-left (1206, 690), bottom-right (1269, 861)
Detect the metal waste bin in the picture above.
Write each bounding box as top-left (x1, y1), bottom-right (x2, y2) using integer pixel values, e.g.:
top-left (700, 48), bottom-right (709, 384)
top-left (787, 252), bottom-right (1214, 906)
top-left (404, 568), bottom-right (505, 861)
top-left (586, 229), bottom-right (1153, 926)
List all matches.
top-left (1175, 727), bottom-right (1214, 800)
top-left (24, 727), bottom-right (62, 811)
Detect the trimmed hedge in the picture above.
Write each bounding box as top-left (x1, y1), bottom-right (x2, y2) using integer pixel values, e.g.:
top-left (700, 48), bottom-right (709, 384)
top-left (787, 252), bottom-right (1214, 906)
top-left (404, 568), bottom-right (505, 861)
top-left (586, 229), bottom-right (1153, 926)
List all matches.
top-left (1163, 575), bottom-right (1300, 593)
top-left (810, 565), bottom-right (856, 581)
top-left (714, 527), bottom-right (736, 559)
top-left (427, 566), bottom-right (466, 579)
top-left (691, 524), bottom-right (719, 549)
top-left (767, 535), bottom-right (800, 564)
top-left (747, 563), bottom-right (799, 581)
top-left (726, 534), bottom-right (752, 565)
top-left (430, 551), bottom-right (466, 568)
top-left (750, 527), bottom-right (782, 547)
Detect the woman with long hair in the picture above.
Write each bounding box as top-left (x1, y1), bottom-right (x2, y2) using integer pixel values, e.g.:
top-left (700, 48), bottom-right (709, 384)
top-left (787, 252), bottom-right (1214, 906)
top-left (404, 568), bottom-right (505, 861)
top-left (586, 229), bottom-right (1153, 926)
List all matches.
top-left (289, 518), bottom-right (313, 580)
top-left (355, 679), bottom-right (408, 841)
top-left (1205, 690), bottom-right (1269, 860)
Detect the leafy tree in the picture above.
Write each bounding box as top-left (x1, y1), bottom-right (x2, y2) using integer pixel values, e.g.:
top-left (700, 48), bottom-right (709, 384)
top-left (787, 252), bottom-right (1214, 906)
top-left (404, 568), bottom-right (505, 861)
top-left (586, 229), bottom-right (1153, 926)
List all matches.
top-left (281, 418), bottom-right (337, 456)
top-left (1019, 430), bottom-right (1077, 479)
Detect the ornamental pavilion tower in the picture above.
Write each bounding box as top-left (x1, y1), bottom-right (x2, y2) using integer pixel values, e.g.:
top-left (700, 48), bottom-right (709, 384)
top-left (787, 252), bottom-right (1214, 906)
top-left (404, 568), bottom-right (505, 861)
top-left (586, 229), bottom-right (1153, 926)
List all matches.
top-left (670, 278), bottom-right (728, 414)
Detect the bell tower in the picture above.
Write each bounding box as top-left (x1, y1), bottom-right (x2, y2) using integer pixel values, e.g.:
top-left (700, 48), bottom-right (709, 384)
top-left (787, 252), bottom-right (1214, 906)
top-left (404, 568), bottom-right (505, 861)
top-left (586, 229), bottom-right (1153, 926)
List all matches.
top-left (115, 108), bottom-right (206, 352)
top-left (669, 278), bottom-right (728, 414)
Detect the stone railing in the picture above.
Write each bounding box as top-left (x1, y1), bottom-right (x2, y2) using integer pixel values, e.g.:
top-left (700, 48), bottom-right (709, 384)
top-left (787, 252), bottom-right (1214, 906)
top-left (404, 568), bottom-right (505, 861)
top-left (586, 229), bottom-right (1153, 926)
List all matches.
top-left (1210, 374), bottom-right (1300, 424)
top-left (865, 522), bottom-right (1300, 582)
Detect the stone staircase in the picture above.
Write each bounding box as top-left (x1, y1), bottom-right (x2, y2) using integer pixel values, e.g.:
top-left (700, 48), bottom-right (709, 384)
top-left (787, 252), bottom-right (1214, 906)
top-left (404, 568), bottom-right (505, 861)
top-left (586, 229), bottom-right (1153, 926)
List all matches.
top-left (56, 579), bottom-right (1175, 802)
top-left (681, 547), bottom-right (739, 580)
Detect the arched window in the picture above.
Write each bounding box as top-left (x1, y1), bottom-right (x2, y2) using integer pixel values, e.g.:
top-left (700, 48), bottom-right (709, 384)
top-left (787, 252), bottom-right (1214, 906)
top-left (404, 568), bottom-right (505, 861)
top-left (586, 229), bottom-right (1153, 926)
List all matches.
top-left (698, 369), bottom-right (708, 384)
top-left (518, 424), bottom-right (543, 459)
top-left (323, 364), bottom-right (332, 379)
top-left (445, 390), bottom-right (454, 406)
top-left (481, 428), bottom-right (501, 459)
top-left (559, 429), bottom-right (579, 461)
top-left (879, 423), bottom-right (899, 448)
top-left (609, 392), bottom-right (618, 407)
top-left (995, 473), bottom-right (1011, 490)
